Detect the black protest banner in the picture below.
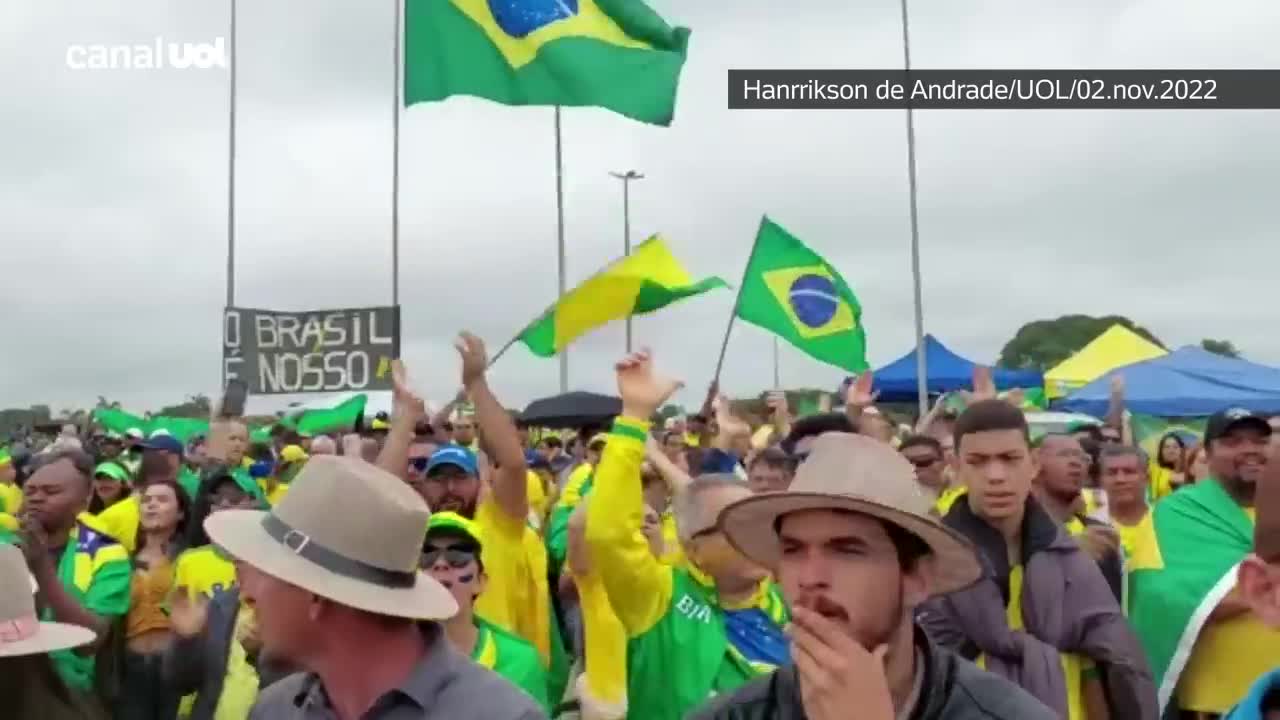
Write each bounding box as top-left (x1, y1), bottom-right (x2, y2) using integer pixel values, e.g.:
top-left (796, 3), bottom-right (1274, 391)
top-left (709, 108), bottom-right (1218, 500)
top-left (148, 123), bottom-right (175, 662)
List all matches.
top-left (223, 306), bottom-right (400, 394)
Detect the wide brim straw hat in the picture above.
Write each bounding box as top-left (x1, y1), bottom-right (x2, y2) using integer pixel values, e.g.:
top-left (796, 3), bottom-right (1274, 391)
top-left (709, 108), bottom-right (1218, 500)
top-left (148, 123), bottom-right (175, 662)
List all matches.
top-left (0, 545), bottom-right (96, 657)
top-left (205, 455), bottom-right (457, 620)
top-left (719, 432), bottom-right (982, 596)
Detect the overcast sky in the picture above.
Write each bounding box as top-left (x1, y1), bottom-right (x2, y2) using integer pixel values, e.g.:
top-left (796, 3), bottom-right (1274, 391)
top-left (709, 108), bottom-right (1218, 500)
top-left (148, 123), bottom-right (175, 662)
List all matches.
top-left (2, 0), bottom-right (1278, 416)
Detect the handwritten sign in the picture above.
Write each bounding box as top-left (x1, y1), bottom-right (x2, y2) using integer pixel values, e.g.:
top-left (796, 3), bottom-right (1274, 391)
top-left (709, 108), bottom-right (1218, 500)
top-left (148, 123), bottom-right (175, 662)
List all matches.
top-left (223, 306), bottom-right (400, 394)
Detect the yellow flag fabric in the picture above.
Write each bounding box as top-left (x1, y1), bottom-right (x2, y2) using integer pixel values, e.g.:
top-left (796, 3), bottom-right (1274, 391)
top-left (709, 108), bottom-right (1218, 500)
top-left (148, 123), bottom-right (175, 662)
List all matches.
top-left (518, 236), bottom-right (726, 356)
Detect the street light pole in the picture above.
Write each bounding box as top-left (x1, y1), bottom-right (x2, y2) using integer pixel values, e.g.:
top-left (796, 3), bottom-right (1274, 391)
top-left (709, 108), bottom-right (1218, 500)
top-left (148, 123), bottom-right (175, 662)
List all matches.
top-left (609, 169), bottom-right (644, 353)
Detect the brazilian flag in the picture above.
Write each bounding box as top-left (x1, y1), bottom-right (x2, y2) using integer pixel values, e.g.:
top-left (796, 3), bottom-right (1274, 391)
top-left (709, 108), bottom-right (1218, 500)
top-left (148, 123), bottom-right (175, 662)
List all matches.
top-left (404, 0), bottom-right (690, 126)
top-left (734, 216), bottom-right (868, 373)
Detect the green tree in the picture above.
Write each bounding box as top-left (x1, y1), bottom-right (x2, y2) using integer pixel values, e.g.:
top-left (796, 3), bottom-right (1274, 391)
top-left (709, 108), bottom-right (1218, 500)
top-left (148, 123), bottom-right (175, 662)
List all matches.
top-left (1201, 338), bottom-right (1242, 358)
top-left (998, 315), bottom-right (1164, 371)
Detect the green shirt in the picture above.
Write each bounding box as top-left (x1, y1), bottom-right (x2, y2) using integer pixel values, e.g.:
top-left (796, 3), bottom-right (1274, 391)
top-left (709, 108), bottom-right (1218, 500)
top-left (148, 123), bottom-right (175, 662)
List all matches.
top-left (177, 467), bottom-right (201, 500)
top-left (471, 616), bottom-right (551, 712)
top-left (2, 517), bottom-right (132, 691)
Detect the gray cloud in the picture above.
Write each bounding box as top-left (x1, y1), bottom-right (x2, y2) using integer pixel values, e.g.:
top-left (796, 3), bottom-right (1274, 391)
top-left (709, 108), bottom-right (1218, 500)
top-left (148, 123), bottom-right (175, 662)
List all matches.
top-left (2, 0), bottom-right (1278, 417)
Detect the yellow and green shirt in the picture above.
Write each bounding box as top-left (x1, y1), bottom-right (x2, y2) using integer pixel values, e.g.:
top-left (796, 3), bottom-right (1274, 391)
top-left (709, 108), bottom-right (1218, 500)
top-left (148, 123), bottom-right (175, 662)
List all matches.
top-left (1, 514), bottom-right (131, 691)
top-left (472, 616), bottom-right (550, 711)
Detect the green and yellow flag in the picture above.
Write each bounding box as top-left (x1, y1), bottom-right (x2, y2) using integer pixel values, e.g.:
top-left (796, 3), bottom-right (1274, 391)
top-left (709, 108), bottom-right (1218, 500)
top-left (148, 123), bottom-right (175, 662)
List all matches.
top-left (1127, 479), bottom-right (1255, 712)
top-left (518, 236), bottom-right (726, 357)
top-left (404, 0), bottom-right (690, 126)
top-left (734, 217), bottom-right (868, 373)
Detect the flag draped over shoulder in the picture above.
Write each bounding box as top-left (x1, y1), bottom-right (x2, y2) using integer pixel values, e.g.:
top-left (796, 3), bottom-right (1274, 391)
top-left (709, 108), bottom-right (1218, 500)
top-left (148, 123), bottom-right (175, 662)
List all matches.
top-left (734, 217), bottom-right (868, 373)
top-left (1126, 479), bottom-right (1254, 711)
top-left (518, 236), bottom-right (726, 357)
top-left (1131, 414), bottom-right (1206, 458)
top-left (404, 0), bottom-right (690, 125)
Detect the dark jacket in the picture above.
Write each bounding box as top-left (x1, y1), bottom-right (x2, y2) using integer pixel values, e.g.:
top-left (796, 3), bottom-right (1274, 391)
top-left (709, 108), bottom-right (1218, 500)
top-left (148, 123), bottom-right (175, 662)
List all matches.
top-left (161, 586), bottom-right (292, 720)
top-left (688, 627), bottom-right (1055, 720)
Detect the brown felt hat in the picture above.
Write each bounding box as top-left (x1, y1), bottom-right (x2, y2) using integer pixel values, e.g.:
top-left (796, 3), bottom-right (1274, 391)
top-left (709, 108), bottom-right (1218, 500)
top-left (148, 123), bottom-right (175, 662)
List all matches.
top-left (205, 455), bottom-right (457, 620)
top-left (719, 432), bottom-right (983, 596)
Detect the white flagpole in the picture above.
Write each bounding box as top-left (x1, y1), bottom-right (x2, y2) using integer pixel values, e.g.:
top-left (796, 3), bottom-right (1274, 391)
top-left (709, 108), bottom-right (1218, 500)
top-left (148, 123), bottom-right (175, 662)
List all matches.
top-left (224, 0), bottom-right (238, 386)
top-left (900, 0), bottom-right (928, 418)
top-left (555, 107), bottom-right (568, 393)
top-left (392, 0), bottom-right (402, 306)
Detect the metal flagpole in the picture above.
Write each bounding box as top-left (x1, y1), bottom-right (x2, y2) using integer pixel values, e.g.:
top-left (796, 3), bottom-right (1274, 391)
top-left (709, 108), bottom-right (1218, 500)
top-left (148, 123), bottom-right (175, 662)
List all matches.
top-left (900, 0), bottom-right (928, 419)
top-left (391, 0), bottom-right (402, 306)
top-left (555, 107), bottom-right (568, 393)
top-left (609, 170), bottom-right (644, 353)
top-left (223, 0), bottom-right (238, 386)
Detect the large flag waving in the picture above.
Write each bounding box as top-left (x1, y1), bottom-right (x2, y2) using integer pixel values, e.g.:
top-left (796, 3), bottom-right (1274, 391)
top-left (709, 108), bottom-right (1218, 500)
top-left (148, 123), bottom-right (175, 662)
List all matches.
top-left (734, 217), bottom-right (868, 373)
top-left (404, 0), bottom-right (690, 126)
top-left (517, 236), bottom-right (725, 357)
top-left (1127, 479), bottom-right (1255, 712)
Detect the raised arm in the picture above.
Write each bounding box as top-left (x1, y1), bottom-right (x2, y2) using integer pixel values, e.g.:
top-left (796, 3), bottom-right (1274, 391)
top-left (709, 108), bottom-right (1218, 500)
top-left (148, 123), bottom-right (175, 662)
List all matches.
top-left (376, 360), bottom-right (425, 481)
top-left (457, 332), bottom-right (528, 522)
top-left (585, 350), bottom-right (683, 636)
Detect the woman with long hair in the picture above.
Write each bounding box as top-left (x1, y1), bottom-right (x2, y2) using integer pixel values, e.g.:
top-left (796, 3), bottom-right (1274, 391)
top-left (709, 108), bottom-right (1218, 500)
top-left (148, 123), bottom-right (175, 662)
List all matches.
top-left (1177, 443), bottom-right (1210, 489)
top-left (87, 462), bottom-right (130, 514)
top-left (0, 544), bottom-right (98, 720)
top-left (115, 478), bottom-right (190, 720)
top-left (1150, 432), bottom-right (1187, 501)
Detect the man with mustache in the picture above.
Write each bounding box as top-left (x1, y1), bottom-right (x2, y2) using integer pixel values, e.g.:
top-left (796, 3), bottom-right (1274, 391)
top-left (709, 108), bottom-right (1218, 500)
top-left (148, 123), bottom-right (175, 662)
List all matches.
top-left (1129, 407), bottom-right (1280, 716)
top-left (692, 431), bottom-right (1053, 720)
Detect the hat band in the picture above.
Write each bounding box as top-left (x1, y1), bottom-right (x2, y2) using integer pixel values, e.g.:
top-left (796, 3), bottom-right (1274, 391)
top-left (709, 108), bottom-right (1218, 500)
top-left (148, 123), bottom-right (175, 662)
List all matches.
top-left (261, 515), bottom-right (416, 589)
top-left (0, 615), bottom-right (38, 644)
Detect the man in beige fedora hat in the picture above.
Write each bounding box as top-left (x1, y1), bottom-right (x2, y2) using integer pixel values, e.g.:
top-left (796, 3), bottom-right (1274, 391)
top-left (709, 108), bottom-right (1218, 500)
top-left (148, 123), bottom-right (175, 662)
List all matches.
top-left (693, 431), bottom-right (1055, 720)
top-left (204, 454), bottom-right (545, 719)
top-left (0, 543), bottom-right (100, 719)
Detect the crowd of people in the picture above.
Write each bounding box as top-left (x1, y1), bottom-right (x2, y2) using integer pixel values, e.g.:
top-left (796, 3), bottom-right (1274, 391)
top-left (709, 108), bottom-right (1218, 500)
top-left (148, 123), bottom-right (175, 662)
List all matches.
top-left (1, 333), bottom-right (1278, 720)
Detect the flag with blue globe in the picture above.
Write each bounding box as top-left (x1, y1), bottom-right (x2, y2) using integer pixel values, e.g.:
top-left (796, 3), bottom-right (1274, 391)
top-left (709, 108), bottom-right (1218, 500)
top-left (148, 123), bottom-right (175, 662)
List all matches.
top-left (733, 217), bottom-right (868, 373)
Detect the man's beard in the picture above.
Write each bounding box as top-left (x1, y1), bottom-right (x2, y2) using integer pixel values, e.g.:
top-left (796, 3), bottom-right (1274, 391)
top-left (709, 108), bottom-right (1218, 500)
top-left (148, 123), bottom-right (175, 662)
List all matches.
top-left (438, 494), bottom-right (478, 517)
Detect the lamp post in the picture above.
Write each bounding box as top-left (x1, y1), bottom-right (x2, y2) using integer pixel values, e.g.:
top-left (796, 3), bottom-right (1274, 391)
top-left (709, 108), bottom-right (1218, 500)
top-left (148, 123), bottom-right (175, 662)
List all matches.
top-left (609, 169), bottom-right (644, 353)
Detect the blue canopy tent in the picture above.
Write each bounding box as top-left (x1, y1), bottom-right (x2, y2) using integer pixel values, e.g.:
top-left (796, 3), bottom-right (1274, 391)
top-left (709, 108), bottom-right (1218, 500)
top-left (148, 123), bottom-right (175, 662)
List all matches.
top-left (867, 335), bottom-right (1045, 403)
top-left (1057, 346), bottom-right (1280, 417)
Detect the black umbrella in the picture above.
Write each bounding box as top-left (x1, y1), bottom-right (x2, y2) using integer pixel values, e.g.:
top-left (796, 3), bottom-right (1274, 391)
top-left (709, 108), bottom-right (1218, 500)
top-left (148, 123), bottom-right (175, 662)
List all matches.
top-left (520, 391), bottom-right (622, 429)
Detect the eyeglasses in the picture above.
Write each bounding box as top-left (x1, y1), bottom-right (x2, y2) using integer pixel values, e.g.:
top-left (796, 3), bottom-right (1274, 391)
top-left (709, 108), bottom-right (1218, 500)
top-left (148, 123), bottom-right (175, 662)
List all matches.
top-left (421, 546), bottom-right (476, 569)
top-left (408, 457), bottom-right (430, 472)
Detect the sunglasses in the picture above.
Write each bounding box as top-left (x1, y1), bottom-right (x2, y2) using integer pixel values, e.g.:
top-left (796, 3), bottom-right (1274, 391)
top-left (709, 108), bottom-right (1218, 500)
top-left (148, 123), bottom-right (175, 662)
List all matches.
top-left (421, 546), bottom-right (476, 569)
top-left (907, 456), bottom-right (939, 468)
top-left (409, 457), bottom-right (430, 472)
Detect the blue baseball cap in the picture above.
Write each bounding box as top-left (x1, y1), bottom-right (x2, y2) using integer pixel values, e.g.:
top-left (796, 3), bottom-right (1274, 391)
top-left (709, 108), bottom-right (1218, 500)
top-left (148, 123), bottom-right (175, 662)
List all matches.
top-left (139, 433), bottom-right (184, 456)
top-left (426, 445), bottom-right (478, 477)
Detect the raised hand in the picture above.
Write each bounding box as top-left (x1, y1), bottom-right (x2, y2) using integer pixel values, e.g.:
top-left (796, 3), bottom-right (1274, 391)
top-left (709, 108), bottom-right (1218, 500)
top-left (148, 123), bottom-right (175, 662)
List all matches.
top-left (455, 332), bottom-right (488, 390)
top-left (790, 606), bottom-right (894, 720)
top-left (169, 587), bottom-right (210, 639)
top-left (845, 372), bottom-right (879, 410)
top-left (960, 366), bottom-right (998, 405)
top-left (616, 349), bottom-right (684, 421)
top-left (389, 359), bottom-right (426, 425)
top-left (713, 395), bottom-right (750, 437)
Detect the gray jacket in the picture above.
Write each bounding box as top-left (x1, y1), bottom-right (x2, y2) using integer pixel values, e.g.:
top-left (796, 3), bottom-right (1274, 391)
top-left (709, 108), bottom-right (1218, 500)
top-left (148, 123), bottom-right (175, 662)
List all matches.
top-left (248, 623), bottom-right (545, 720)
top-left (161, 586), bottom-right (292, 720)
top-left (689, 627), bottom-right (1055, 720)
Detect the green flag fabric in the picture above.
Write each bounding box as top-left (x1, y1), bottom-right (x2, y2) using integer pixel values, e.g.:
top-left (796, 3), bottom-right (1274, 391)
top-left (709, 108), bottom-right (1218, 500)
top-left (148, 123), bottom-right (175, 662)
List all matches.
top-left (281, 394), bottom-right (368, 436)
top-left (404, 0), bottom-right (690, 126)
top-left (1126, 479), bottom-right (1254, 711)
top-left (734, 217), bottom-right (868, 373)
